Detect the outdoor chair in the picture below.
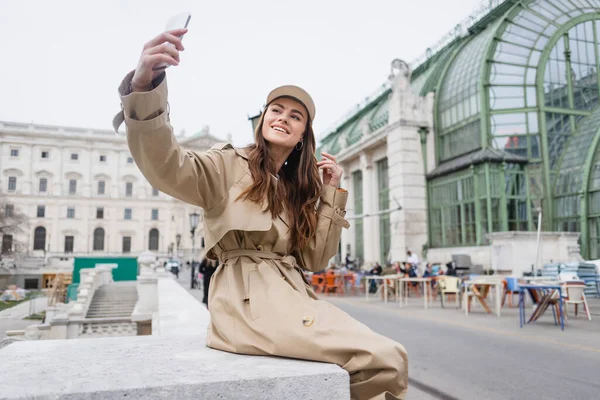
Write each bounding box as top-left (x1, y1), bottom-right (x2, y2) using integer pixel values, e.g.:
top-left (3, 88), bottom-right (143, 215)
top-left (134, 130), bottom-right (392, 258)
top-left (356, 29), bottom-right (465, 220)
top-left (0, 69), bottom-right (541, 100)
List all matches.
top-left (562, 281), bottom-right (592, 321)
top-left (463, 278), bottom-right (494, 314)
top-left (451, 254), bottom-right (482, 277)
top-left (311, 274), bottom-right (326, 294)
top-left (502, 277), bottom-right (520, 308)
top-left (344, 273), bottom-right (359, 295)
top-left (323, 272), bottom-right (344, 295)
top-left (437, 276), bottom-right (461, 308)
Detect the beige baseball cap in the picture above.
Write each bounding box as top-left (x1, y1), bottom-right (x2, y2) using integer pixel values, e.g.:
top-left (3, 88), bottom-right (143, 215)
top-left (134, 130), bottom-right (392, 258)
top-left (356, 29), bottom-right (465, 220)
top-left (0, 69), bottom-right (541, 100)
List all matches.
top-left (266, 85), bottom-right (316, 122)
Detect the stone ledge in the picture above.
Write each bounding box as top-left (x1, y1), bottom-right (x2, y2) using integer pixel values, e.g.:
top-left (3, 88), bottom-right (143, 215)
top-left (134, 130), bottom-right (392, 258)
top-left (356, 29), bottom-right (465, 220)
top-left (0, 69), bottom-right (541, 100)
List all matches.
top-left (152, 277), bottom-right (210, 338)
top-left (0, 335), bottom-right (349, 399)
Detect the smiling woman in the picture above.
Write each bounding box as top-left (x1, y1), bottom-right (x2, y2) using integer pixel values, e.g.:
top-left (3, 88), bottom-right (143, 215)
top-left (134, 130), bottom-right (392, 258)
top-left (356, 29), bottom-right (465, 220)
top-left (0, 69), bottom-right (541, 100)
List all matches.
top-left (113, 27), bottom-right (408, 400)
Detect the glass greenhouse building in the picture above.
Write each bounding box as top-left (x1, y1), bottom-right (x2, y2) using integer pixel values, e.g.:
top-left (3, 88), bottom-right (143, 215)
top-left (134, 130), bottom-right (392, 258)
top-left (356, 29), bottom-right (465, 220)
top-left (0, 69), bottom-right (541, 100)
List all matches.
top-left (319, 0), bottom-right (600, 260)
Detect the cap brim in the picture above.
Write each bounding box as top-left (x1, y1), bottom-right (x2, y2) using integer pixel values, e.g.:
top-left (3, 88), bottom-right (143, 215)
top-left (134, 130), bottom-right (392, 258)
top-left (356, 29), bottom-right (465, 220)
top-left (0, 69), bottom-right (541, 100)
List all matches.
top-left (266, 85), bottom-right (316, 122)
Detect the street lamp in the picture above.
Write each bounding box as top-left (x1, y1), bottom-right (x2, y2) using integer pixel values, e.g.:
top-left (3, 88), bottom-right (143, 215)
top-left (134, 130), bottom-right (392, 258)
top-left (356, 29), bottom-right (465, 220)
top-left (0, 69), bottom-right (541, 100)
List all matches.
top-left (189, 212), bottom-right (200, 289)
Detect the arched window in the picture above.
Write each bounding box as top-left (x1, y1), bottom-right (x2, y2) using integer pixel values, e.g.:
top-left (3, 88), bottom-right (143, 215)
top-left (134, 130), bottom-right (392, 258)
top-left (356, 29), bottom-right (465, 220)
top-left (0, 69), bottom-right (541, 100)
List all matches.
top-left (93, 228), bottom-right (105, 251)
top-left (148, 228), bottom-right (159, 251)
top-left (33, 226), bottom-right (46, 250)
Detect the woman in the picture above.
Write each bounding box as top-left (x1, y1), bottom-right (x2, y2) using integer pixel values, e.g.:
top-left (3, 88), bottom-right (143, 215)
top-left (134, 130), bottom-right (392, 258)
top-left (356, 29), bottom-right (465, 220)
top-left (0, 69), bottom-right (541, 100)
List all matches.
top-left (113, 28), bottom-right (408, 400)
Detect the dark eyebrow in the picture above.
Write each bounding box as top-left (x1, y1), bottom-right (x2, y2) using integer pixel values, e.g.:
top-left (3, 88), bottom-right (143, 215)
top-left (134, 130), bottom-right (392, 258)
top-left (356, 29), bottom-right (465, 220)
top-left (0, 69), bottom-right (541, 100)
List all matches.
top-left (272, 102), bottom-right (305, 119)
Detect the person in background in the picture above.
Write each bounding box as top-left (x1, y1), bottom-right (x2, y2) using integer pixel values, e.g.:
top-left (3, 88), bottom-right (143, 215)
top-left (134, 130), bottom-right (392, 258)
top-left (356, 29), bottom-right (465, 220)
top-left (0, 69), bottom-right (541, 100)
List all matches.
top-left (406, 250), bottom-right (419, 269)
top-left (199, 257), bottom-right (218, 308)
top-left (369, 262), bottom-right (383, 276)
top-left (345, 253), bottom-right (354, 269)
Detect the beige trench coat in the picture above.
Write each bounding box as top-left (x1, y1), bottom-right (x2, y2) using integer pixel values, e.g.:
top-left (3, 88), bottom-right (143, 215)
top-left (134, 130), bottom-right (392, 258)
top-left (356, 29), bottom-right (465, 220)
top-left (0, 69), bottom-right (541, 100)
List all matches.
top-left (115, 71), bottom-right (408, 400)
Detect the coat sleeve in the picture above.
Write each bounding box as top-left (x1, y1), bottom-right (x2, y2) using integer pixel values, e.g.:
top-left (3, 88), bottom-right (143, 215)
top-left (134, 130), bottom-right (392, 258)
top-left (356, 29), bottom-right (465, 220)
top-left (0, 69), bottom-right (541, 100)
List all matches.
top-left (115, 70), bottom-right (237, 210)
top-left (297, 185), bottom-right (350, 272)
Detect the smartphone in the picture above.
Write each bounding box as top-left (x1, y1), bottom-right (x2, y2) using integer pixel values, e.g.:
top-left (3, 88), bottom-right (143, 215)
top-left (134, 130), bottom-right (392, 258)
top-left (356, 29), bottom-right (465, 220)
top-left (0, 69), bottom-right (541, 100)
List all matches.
top-left (153, 12), bottom-right (192, 71)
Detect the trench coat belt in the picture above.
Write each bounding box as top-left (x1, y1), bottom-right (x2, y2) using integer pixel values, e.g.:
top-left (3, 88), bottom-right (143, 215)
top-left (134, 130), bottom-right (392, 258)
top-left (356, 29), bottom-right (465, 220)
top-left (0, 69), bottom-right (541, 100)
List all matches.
top-left (220, 249), bottom-right (297, 270)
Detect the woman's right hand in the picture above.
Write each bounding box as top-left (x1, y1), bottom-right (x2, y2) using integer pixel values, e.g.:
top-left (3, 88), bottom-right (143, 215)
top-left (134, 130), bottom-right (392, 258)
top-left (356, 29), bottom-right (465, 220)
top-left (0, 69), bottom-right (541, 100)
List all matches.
top-left (130, 28), bottom-right (187, 92)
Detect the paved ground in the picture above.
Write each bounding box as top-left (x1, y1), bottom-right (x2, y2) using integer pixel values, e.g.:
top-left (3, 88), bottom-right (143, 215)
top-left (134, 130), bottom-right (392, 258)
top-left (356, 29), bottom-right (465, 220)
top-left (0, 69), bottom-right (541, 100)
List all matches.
top-left (180, 271), bottom-right (600, 399)
top-left (326, 294), bottom-right (600, 400)
top-left (0, 296), bottom-right (47, 341)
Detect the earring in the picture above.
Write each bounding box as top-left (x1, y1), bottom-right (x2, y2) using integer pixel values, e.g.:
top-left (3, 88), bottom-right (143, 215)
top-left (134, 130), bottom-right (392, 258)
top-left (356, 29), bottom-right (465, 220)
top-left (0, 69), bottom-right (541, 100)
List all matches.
top-left (296, 141), bottom-right (304, 151)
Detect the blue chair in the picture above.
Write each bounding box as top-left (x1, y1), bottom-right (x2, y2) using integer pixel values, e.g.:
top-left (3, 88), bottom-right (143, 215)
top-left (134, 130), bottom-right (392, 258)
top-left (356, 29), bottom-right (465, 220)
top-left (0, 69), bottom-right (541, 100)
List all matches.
top-left (502, 277), bottom-right (520, 308)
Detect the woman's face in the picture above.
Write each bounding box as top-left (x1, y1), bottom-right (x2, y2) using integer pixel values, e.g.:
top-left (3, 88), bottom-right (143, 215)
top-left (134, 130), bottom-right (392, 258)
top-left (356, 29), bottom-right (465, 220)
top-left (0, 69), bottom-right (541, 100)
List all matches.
top-left (261, 97), bottom-right (308, 150)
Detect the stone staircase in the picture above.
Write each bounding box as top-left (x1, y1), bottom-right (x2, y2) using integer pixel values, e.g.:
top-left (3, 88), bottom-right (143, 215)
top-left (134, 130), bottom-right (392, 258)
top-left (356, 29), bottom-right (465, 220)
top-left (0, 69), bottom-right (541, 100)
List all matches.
top-left (86, 282), bottom-right (138, 319)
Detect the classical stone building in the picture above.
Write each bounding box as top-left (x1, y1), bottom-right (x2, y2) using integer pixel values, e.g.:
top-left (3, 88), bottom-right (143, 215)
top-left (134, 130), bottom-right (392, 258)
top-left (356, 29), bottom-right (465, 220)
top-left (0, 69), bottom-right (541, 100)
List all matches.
top-left (0, 121), bottom-right (224, 288)
top-left (319, 0), bottom-right (600, 269)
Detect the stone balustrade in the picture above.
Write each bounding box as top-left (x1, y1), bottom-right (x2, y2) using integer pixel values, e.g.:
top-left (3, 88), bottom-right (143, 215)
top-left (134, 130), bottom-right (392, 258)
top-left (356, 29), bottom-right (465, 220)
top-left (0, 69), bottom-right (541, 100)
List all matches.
top-left (79, 317), bottom-right (138, 338)
top-left (0, 253), bottom-right (350, 399)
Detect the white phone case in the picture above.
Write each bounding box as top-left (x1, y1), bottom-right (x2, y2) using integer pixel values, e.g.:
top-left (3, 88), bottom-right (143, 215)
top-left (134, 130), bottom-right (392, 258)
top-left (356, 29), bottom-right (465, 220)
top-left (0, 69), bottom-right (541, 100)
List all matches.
top-left (153, 12), bottom-right (191, 71)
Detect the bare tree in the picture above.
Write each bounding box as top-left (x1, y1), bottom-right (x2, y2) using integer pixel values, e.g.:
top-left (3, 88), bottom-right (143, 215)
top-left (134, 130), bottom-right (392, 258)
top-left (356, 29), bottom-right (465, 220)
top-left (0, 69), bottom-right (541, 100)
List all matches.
top-left (0, 194), bottom-right (29, 256)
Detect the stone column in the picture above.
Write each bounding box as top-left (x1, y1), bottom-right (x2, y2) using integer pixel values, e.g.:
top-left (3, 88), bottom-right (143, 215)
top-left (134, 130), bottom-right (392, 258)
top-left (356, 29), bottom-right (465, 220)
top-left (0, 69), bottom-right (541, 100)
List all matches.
top-left (132, 251), bottom-right (161, 335)
top-left (386, 59), bottom-right (429, 264)
top-left (340, 164), bottom-right (352, 265)
top-left (360, 152), bottom-right (379, 263)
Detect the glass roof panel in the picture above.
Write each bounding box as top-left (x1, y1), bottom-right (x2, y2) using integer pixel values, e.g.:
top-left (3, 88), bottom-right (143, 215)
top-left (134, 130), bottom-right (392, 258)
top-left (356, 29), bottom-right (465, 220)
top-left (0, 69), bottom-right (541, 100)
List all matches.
top-left (438, 20), bottom-right (500, 132)
top-left (555, 108), bottom-right (600, 195)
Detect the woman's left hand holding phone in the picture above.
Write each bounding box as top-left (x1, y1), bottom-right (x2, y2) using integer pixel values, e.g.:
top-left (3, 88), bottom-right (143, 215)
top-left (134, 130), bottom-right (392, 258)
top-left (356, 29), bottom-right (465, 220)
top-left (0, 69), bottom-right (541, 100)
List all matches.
top-left (130, 28), bottom-right (187, 92)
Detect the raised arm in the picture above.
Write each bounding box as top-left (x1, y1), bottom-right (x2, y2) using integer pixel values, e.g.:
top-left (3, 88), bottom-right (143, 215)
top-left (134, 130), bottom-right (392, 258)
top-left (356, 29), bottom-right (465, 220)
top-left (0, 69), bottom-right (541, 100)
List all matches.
top-left (113, 28), bottom-right (236, 210)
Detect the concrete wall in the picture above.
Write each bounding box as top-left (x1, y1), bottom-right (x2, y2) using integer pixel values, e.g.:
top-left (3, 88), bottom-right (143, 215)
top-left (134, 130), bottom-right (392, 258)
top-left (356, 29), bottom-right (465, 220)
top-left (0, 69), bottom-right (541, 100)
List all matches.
top-left (487, 231), bottom-right (580, 276)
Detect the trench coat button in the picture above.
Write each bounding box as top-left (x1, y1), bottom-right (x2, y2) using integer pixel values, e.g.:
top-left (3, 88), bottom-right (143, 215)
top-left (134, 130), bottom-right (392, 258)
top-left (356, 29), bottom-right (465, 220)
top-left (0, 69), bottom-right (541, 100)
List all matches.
top-left (302, 316), bottom-right (314, 327)
top-left (256, 245), bottom-right (264, 251)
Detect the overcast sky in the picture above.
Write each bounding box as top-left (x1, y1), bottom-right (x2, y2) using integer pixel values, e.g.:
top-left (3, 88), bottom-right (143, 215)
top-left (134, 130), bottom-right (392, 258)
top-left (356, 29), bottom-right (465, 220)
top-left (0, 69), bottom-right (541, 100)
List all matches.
top-left (0, 0), bottom-right (483, 146)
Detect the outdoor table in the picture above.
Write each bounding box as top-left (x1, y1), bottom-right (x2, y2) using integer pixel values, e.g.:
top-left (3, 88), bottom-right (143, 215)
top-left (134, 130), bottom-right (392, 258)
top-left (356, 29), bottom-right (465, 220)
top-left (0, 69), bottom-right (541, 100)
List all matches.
top-left (518, 284), bottom-right (564, 331)
top-left (364, 275), bottom-right (399, 303)
top-left (462, 280), bottom-right (502, 317)
top-left (397, 277), bottom-right (431, 309)
top-left (521, 276), bottom-right (558, 283)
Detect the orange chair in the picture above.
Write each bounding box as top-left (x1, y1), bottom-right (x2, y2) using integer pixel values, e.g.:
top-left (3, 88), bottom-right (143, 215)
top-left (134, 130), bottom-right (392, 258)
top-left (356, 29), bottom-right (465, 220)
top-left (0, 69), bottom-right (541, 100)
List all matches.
top-left (324, 272), bottom-right (345, 295)
top-left (344, 273), bottom-right (358, 295)
top-left (311, 274), bottom-right (326, 293)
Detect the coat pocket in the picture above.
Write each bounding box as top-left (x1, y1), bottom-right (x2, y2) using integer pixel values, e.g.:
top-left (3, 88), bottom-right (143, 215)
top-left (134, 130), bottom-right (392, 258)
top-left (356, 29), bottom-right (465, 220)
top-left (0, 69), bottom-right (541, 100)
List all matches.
top-left (246, 269), bottom-right (264, 321)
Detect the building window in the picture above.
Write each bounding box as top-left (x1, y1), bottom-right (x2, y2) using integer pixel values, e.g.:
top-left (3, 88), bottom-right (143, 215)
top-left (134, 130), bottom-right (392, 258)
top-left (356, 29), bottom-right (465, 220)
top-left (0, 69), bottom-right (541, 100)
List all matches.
top-left (5, 204), bottom-right (13, 217)
top-left (429, 173), bottom-right (477, 247)
top-left (7, 176), bottom-right (16, 191)
top-left (148, 228), bottom-right (159, 251)
top-left (24, 279), bottom-right (39, 290)
top-left (124, 208), bottom-right (132, 220)
top-left (127, 156), bottom-right (134, 164)
top-left (33, 226), bottom-right (46, 250)
top-left (69, 179), bottom-right (77, 195)
top-left (125, 182), bottom-right (133, 197)
top-left (41, 151), bottom-right (49, 159)
top-left (37, 205), bottom-right (45, 218)
top-left (352, 171), bottom-right (364, 262)
top-left (122, 236), bottom-right (131, 253)
top-left (71, 153), bottom-right (79, 160)
top-left (99, 155), bottom-right (106, 162)
top-left (376, 158), bottom-right (391, 264)
top-left (98, 181), bottom-right (105, 195)
top-left (152, 188), bottom-right (159, 197)
top-left (10, 149), bottom-right (18, 157)
top-left (39, 178), bottom-right (48, 193)
top-left (97, 207), bottom-right (104, 219)
top-left (2, 234), bottom-right (13, 254)
top-left (151, 209), bottom-right (159, 220)
top-left (64, 236), bottom-right (74, 253)
top-left (93, 227), bottom-right (105, 251)
top-left (67, 207), bottom-right (75, 219)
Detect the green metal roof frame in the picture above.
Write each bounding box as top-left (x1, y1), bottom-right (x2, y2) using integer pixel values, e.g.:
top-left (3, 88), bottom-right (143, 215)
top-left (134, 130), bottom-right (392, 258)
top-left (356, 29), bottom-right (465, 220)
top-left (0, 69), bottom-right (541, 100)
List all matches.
top-left (536, 12), bottom-right (600, 236)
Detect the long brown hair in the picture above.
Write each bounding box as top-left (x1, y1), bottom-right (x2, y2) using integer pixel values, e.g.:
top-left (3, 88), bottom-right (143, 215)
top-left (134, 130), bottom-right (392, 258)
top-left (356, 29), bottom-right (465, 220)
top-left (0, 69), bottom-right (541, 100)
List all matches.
top-left (236, 110), bottom-right (322, 252)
